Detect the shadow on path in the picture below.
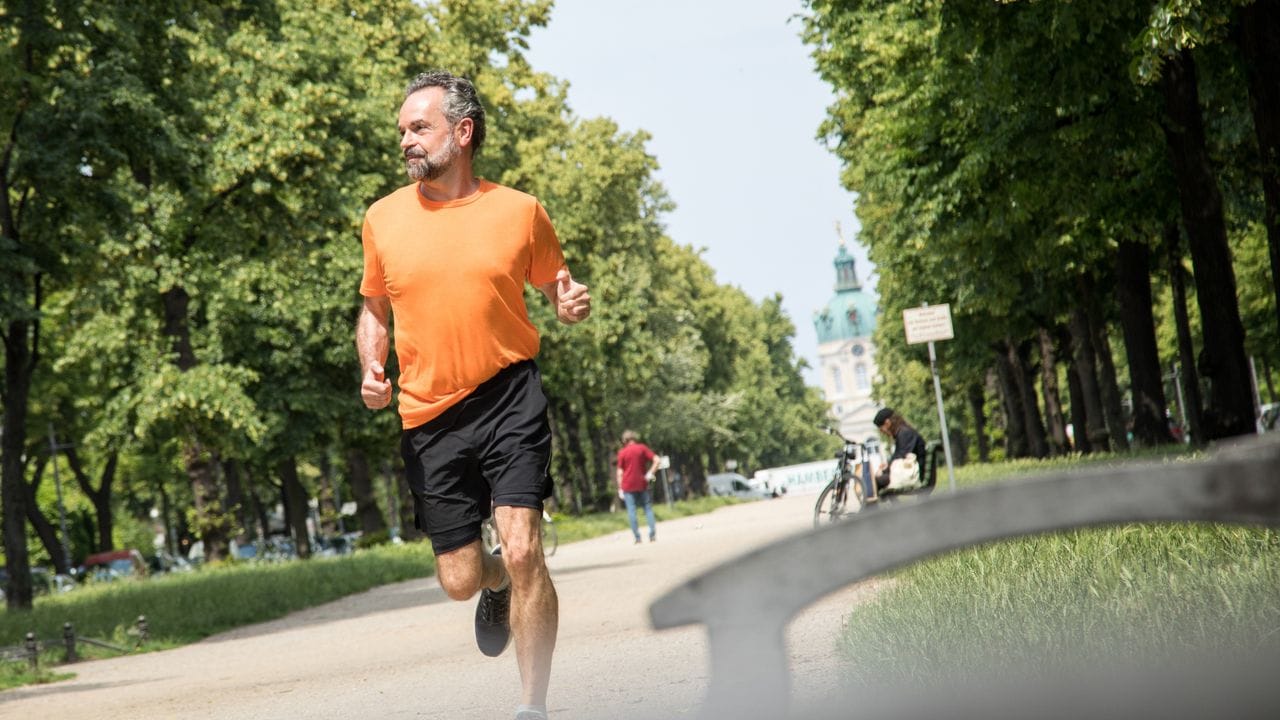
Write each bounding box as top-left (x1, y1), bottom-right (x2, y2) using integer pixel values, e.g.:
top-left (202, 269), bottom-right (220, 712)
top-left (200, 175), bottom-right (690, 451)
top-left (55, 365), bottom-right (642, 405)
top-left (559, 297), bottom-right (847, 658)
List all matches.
top-left (198, 577), bottom-right (451, 644)
top-left (0, 677), bottom-right (160, 704)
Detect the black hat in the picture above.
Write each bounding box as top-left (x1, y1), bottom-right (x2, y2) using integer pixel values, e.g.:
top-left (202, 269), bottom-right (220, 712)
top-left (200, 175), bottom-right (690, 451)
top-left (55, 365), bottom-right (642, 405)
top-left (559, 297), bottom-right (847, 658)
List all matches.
top-left (873, 408), bottom-right (894, 427)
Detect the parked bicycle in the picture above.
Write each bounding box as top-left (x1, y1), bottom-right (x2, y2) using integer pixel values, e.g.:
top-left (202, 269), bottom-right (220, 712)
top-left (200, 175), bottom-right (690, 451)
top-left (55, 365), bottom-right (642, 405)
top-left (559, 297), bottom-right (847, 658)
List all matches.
top-left (813, 425), bottom-right (944, 528)
top-left (813, 426), bottom-right (876, 527)
top-left (481, 509), bottom-right (558, 557)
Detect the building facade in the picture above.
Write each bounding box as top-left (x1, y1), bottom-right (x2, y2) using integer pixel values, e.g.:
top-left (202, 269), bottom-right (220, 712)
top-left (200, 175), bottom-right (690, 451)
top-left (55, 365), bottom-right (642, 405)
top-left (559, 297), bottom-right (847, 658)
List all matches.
top-left (813, 243), bottom-right (880, 444)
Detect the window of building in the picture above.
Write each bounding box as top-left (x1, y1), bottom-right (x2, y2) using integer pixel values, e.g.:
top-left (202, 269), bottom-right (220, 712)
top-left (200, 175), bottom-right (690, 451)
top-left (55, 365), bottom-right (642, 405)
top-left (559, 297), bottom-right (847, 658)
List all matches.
top-left (831, 365), bottom-right (844, 393)
top-left (855, 363), bottom-right (869, 390)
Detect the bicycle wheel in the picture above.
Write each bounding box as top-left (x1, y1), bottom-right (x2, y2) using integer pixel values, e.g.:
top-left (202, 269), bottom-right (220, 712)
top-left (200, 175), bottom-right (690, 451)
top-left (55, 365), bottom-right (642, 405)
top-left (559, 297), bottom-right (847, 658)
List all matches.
top-left (542, 515), bottom-right (558, 557)
top-left (813, 478), bottom-right (848, 528)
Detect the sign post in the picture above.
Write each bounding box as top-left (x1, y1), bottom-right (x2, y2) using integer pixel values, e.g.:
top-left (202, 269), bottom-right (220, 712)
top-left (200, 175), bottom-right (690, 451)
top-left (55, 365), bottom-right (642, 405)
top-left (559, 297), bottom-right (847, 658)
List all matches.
top-left (658, 455), bottom-right (673, 508)
top-left (902, 304), bottom-right (957, 492)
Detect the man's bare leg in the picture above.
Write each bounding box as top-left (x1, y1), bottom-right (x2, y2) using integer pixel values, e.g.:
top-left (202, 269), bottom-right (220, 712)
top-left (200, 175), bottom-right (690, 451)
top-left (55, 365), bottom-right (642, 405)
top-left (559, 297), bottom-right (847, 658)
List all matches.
top-left (434, 539), bottom-right (507, 601)
top-left (494, 505), bottom-right (558, 707)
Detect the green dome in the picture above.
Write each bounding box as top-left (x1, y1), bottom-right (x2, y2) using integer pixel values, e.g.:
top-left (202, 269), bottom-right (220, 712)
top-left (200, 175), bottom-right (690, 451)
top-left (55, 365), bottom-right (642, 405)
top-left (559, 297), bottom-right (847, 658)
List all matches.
top-left (814, 288), bottom-right (878, 343)
top-left (813, 245), bottom-right (878, 343)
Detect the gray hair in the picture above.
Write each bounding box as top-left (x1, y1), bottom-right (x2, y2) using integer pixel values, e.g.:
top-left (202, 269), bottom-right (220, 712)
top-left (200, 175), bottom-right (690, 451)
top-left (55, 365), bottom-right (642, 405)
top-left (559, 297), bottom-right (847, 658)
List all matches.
top-left (405, 70), bottom-right (487, 155)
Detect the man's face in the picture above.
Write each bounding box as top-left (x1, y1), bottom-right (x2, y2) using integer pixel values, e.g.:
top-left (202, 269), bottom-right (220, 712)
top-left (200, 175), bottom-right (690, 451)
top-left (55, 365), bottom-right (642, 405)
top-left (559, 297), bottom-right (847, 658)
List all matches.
top-left (398, 88), bottom-right (463, 181)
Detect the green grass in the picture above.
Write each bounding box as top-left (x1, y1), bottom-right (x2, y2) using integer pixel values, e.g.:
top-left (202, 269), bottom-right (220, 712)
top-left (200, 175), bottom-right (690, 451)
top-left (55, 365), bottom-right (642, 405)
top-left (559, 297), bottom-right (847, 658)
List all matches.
top-left (0, 658), bottom-right (73, 689)
top-left (0, 541), bottom-right (436, 690)
top-left (551, 495), bottom-right (740, 545)
top-left (840, 449), bottom-right (1280, 684)
top-left (0, 495), bottom-right (738, 690)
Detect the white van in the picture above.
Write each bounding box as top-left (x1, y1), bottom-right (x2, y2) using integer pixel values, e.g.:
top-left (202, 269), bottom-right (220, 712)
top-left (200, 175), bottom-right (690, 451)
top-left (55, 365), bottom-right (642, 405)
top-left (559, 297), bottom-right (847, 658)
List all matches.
top-left (706, 472), bottom-right (771, 500)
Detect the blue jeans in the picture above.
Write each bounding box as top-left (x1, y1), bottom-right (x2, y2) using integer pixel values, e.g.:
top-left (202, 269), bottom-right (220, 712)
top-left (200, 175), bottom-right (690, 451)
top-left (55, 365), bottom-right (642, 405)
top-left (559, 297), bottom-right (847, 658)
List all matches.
top-left (624, 490), bottom-right (656, 541)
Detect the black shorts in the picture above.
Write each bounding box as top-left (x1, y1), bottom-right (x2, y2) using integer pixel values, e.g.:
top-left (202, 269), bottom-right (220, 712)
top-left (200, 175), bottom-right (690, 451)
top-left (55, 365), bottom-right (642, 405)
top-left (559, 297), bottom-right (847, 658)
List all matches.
top-left (400, 360), bottom-right (553, 555)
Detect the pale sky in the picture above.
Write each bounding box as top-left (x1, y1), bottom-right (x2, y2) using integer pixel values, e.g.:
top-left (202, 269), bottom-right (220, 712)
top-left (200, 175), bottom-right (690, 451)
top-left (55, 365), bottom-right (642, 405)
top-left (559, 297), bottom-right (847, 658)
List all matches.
top-left (525, 0), bottom-right (875, 386)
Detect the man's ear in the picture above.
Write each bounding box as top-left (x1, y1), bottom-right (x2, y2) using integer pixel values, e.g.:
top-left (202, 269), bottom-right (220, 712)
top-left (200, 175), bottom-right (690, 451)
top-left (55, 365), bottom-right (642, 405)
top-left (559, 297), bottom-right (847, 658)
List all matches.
top-left (455, 117), bottom-right (474, 149)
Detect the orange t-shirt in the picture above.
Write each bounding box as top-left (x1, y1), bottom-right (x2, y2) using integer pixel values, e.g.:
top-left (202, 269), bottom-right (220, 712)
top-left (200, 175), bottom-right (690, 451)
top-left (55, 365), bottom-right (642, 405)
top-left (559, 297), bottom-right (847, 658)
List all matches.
top-left (360, 180), bottom-right (566, 429)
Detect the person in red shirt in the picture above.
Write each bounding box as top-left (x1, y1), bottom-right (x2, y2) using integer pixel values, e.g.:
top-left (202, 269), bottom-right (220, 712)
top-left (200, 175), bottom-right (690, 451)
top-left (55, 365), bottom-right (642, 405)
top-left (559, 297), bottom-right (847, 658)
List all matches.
top-left (615, 430), bottom-right (661, 544)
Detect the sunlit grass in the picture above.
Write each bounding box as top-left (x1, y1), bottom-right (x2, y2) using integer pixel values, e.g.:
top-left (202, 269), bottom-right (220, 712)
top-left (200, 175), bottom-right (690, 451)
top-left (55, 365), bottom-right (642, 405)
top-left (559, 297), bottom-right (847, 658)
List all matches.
top-left (840, 448), bottom-right (1280, 684)
top-left (0, 541), bottom-right (435, 654)
top-left (0, 658), bottom-right (73, 690)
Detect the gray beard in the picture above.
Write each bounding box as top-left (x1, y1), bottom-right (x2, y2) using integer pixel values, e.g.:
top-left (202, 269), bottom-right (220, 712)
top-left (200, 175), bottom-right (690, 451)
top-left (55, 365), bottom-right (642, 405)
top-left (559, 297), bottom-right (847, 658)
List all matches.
top-left (405, 157), bottom-right (445, 181)
top-left (405, 136), bottom-right (459, 182)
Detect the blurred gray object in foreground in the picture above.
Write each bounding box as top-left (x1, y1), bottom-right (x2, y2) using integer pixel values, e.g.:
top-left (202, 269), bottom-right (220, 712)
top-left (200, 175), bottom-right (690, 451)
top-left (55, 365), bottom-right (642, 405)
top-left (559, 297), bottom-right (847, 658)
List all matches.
top-left (650, 434), bottom-right (1280, 720)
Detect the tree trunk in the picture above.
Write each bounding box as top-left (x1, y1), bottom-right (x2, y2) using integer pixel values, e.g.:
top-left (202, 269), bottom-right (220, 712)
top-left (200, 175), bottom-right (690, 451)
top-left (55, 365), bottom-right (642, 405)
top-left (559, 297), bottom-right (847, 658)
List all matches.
top-left (1013, 339), bottom-right (1050, 458)
top-left (1263, 357), bottom-right (1277, 404)
top-left (675, 452), bottom-right (706, 497)
top-left (1166, 224), bottom-right (1206, 445)
top-left (247, 476), bottom-right (270, 543)
top-left (1089, 313), bottom-right (1131, 452)
top-left (967, 381), bottom-right (990, 463)
top-left (1235, 0), bottom-right (1280, 344)
top-left (993, 341), bottom-right (1029, 458)
top-left (557, 402), bottom-right (595, 509)
top-left (1159, 49), bottom-right (1256, 438)
top-left (589, 427), bottom-right (614, 506)
top-left (185, 442), bottom-right (230, 562)
top-left (1114, 240), bottom-right (1174, 446)
top-left (222, 459), bottom-right (248, 544)
top-left (278, 457), bottom-right (312, 559)
top-left (345, 448), bottom-right (387, 534)
top-left (1068, 302), bottom-right (1111, 451)
top-left (66, 447), bottom-right (117, 551)
top-left (2, 317), bottom-right (35, 608)
top-left (157, 481), bottom-right (177, 556)
top-left (23, 457), bottom-right (72, 574)
top-left (546, 412), bottom-right (580, 514)
top-left (317, 454), bottom-right (338, 537)
top-left (1037, 328), bottom-right (1069, 455)
top-left (1065, 354), bottom-right (1092, 454)
top-left (163, 286), bottom-right (232, 559)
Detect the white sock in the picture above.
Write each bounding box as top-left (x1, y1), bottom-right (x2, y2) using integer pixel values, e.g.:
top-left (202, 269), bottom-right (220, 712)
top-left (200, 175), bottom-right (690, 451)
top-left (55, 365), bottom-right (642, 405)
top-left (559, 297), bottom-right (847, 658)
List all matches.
top-left (493, 571), bottom-right (511, 592)
top-left (515, 704), bottom-right (547, 719)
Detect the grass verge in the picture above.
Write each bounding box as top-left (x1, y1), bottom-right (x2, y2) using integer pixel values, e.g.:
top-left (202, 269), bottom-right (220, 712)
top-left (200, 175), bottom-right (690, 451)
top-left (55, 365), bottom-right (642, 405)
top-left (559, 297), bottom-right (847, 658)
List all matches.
top-left (0, 541), bottom-right (435, 690)
top-left (840, 448), bottom-right (1280, 684)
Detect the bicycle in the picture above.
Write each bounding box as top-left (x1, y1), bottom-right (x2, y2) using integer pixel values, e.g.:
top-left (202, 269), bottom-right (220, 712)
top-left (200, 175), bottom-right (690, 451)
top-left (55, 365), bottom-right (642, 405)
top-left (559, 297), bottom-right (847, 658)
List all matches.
top-left (813, 426), bottom-right (945, 528)
top-left (481, 509), bottom-right (558, 557)
top-left (813, 426), bottom-right (876, 527)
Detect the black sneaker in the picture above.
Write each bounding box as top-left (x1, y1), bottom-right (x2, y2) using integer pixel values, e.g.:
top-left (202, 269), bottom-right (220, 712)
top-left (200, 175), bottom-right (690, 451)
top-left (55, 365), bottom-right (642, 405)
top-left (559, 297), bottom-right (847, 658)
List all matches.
top-left (475, 554), bottom-right (512, 657)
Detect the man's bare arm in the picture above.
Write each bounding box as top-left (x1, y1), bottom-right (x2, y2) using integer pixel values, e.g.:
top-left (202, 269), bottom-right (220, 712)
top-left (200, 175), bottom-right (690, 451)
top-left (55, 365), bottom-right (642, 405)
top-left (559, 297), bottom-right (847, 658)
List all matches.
top-left (539, 267), bottom-right (591, 325)
top-left (356, 295), bottom-right (393, 409)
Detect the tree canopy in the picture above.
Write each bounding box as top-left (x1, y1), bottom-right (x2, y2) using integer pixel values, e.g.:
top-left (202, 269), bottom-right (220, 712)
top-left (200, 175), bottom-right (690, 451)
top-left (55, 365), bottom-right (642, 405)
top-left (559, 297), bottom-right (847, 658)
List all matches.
top-left (1, 0), bottom-right (834, 608)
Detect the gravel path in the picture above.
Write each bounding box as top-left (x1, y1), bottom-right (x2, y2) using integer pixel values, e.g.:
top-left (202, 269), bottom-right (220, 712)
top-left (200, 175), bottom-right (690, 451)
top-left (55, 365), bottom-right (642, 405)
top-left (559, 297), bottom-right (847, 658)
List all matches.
top-left (0, 493), bottom-right (880, 720)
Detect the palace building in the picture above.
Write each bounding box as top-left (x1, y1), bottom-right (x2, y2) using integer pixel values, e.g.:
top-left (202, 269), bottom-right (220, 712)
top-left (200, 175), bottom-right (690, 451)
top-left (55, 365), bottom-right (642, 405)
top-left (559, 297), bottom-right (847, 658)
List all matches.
top-left (813, 241), bottom-right (880, 443)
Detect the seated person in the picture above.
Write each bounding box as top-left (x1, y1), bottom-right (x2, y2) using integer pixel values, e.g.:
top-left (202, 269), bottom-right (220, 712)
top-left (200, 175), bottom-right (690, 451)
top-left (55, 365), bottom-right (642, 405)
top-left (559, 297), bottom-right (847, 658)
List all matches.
top-left (873, 407), bottom-right (927, 492)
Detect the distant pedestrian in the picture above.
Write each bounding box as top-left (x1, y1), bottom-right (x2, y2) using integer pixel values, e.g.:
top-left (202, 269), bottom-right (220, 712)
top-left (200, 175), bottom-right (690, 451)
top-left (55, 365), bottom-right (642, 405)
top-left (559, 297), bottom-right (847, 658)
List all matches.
top-left (356, 70), bottom-right (590, 720)
top-left (616, 430), bottom-right (661, 543)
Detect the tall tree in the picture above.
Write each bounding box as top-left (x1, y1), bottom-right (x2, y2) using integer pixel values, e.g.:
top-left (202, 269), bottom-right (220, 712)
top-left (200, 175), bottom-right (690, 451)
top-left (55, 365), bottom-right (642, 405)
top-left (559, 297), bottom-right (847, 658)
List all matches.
top-left (1233, 0), bottom-right (1280, 343)
top-left (1157, 49), bottom-right (1256, 437)
top-left (1114, 240), bottom-right (1175, 446)
top-left (2, 0), bottom-right (193, 608)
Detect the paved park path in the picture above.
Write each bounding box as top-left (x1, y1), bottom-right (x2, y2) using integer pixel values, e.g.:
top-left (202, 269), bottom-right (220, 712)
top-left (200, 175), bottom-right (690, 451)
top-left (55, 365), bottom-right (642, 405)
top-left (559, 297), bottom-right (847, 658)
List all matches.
top-left (0, 493), bottom-right (881, 720)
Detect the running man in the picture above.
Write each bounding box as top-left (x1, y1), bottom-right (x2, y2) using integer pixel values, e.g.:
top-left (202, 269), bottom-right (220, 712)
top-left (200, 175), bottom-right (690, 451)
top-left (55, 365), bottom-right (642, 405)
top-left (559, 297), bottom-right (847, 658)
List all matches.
top-left (356, 70), bottom-right (590, 720)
